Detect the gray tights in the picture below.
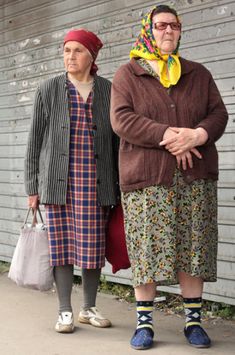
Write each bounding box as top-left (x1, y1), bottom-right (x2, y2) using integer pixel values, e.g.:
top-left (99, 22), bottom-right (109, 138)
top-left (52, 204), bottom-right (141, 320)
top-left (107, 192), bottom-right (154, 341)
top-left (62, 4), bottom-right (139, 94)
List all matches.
top-left (53, 265), bottom-right (101, 313)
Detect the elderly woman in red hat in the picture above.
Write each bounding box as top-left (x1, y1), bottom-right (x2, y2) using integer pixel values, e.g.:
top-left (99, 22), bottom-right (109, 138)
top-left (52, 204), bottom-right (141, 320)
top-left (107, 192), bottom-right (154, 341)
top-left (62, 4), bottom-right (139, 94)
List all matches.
top-left (24, 29), bottom-right (119, 333)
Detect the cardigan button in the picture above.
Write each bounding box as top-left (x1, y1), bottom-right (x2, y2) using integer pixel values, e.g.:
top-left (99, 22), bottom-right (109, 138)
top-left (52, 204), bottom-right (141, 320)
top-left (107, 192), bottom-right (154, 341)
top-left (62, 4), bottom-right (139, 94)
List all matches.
top-left (97, 178), bottom-right (100, 184)
top-left (92, 124), bottom-right (97, 130)
top-left (94, 154), bottom-right (99, 159)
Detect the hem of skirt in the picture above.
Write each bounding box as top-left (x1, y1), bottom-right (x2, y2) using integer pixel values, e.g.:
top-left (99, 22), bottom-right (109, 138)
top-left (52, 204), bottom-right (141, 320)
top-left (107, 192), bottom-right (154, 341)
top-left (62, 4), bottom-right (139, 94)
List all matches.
top-left (132, 275), bottom-right (217, 288)
top-left (50, 261), bottom-right (105, 269)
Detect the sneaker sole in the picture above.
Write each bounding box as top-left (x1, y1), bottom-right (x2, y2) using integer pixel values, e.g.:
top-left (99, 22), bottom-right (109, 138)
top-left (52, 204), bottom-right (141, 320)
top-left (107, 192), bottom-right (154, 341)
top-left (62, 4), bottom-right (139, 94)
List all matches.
top-left (78, 315), bottom-right (111, 328)
top-left (78, 316), bottom-right (90, 324)
top-left (55, 324), bottom-right (75, 333)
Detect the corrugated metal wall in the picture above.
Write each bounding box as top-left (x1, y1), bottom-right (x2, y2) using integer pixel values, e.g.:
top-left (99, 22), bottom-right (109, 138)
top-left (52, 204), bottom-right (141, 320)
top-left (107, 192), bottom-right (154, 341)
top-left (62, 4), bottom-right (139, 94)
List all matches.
top-left (0, 0), bottom-right (234, 304)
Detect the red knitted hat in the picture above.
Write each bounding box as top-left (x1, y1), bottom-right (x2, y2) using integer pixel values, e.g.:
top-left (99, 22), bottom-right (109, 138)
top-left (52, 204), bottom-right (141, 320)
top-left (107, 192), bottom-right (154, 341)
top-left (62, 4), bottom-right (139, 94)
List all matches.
top-left (64, 29), bottom-right (103, 74)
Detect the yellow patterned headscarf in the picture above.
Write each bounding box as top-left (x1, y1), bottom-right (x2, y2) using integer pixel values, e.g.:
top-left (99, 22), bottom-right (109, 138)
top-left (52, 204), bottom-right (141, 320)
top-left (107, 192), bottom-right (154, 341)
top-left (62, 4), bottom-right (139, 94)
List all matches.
top-left (130, 6), bottom-right (181, 88)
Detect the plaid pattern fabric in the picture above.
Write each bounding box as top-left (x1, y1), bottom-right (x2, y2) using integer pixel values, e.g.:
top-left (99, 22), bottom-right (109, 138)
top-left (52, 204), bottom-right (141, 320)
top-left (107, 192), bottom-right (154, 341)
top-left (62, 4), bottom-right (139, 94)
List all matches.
top-left (45, 81), bottom-right (108, 268)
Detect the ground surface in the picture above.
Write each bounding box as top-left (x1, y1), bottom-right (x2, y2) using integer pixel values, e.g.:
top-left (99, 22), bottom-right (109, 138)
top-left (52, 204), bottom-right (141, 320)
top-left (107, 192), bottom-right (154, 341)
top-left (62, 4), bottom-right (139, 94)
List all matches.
top-left (1, 273), bottom-right (235, 355)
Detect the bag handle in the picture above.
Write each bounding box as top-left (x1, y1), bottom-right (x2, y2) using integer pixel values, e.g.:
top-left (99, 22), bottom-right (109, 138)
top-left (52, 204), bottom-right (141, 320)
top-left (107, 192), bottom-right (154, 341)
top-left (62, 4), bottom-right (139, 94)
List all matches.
top-left (23, 207), bottom-right (44, 227)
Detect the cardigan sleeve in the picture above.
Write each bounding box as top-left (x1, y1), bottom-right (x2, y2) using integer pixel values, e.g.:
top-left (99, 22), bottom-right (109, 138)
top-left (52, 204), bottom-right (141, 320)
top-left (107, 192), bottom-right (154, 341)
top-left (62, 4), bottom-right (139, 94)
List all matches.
top-left (195, 71), bottom-right (228, 145)
top-left (110, 64), bottom-right (169, 149)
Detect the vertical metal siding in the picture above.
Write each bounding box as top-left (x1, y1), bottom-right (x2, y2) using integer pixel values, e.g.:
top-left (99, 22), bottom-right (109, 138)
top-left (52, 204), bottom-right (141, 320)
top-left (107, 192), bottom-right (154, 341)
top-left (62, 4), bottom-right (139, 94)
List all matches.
top-left (0, 0), bottom-right (234, 304)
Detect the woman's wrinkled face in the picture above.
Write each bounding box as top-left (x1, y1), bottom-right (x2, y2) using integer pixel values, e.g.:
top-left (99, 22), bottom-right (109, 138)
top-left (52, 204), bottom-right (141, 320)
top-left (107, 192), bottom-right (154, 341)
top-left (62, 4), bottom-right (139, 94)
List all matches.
top-left (152, 12), bottom-right (181, 54)
top-left (63, 41), bottom-right (93, 76)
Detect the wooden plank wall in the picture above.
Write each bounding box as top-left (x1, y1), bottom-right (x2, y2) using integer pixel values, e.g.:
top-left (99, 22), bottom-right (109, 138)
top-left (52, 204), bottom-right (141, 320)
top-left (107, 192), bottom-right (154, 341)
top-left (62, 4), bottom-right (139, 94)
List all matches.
top-left (0, 0), bottom-right (234, 304)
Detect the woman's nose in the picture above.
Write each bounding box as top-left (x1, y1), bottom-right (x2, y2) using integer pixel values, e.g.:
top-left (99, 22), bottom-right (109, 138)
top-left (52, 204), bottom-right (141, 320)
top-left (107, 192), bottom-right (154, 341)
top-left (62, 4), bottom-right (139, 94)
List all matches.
top-left (69, 51), bottom-right (75, 58)
top-left (165, 24), bottom-right (173, 33)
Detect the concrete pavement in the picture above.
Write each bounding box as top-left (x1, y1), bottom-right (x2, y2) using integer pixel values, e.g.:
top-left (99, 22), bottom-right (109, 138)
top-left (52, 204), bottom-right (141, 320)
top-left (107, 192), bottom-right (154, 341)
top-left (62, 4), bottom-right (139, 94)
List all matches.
top-left (0, 272), bottom-right (235, 355)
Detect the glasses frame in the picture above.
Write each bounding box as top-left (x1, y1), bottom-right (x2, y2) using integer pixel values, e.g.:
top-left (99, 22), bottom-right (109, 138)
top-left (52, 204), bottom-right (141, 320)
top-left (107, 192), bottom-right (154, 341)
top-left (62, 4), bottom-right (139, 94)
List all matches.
top-left (153, 22), bottom-right (182, 31)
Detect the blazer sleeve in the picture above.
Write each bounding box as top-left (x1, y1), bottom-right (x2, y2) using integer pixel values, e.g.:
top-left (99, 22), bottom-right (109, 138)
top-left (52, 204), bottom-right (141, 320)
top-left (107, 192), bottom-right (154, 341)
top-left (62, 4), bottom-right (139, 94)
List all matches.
top-left (24, 87), bottom-right (48, 195)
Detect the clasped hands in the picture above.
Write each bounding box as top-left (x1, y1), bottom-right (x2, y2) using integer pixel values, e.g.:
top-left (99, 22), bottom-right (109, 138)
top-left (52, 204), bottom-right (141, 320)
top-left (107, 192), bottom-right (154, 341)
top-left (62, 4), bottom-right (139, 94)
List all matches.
top-left (159, 127), bottom-right (208, 170)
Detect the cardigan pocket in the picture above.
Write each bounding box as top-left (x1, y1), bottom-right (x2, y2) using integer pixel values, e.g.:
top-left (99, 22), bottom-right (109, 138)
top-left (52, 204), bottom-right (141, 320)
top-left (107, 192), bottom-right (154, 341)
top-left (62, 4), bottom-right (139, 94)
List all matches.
top-left (119, 148), bottom-right (146, 185)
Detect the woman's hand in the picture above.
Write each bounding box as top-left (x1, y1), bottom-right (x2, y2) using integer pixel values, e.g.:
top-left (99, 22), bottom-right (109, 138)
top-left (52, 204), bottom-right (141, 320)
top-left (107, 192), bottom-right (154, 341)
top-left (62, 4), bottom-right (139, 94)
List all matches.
top-left (28, 195), bottom-right (39, 209)
top-left (160, 127), bottom-right (203, 170)
top-left (161, 127), bottom-right (179, 142)
top-left (160, 127), bottom-right (208, 155)
top-left (176, 148), bottom-right (202, 170)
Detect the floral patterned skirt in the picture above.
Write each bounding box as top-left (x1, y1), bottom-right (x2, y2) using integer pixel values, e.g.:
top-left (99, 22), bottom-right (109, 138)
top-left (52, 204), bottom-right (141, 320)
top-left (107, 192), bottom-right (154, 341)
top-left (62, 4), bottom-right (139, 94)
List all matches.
top-left (122, 170), bottom-right (218, 288)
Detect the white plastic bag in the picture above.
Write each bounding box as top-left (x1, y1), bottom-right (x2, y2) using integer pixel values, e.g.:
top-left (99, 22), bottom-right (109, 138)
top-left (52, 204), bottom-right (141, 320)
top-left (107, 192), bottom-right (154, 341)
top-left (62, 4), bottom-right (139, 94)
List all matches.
top-left (8, 208), bottom-right (54, 291)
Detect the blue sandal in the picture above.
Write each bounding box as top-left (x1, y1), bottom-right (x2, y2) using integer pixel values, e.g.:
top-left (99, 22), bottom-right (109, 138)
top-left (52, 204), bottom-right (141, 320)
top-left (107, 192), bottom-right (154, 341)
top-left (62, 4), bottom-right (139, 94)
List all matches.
top-left (130, 328), bottom-right (154, 350)
top-left (184, 325), bottom-right (211, 348)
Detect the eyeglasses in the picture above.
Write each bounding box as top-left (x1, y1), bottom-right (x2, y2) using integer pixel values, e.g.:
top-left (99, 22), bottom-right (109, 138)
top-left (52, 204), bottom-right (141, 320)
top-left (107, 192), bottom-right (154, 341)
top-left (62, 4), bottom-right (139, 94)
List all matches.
top-left (153, 22), bottom-right (181, 31)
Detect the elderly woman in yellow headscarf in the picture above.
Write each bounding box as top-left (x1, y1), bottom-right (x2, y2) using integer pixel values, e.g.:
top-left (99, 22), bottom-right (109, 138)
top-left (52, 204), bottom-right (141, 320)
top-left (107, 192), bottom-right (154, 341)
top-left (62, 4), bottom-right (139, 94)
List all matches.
top-left (111, 4), bottom-right (228, 350)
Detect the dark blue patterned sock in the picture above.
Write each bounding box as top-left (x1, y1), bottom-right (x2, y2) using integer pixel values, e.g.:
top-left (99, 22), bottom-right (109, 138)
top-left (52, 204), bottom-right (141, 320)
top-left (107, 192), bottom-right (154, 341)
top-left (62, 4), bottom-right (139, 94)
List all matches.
top-left (136, 301), bottom-right (154, 332)
top-left (183, 297), bottom-right (202, 329)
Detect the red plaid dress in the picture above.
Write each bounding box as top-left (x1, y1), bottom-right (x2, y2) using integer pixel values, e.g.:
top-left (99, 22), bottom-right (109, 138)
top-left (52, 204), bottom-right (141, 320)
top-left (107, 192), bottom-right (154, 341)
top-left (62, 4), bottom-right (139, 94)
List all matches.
top-left (45, 81), bottom-right (108, 268)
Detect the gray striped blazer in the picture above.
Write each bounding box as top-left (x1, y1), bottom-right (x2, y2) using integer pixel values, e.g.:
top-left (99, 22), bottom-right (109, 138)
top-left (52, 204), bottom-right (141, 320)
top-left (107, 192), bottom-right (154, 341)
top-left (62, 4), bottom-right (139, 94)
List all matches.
top-left (24, 73), bottom-right (119, 206)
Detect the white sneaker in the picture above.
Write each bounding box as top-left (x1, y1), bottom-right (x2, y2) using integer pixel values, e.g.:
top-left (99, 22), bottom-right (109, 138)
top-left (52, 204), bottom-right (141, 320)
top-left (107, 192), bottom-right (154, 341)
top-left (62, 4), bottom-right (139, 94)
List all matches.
top-left (78, 307), bottom-right (111, 328)
top-left (55, 312), bottom-right (74, 333)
